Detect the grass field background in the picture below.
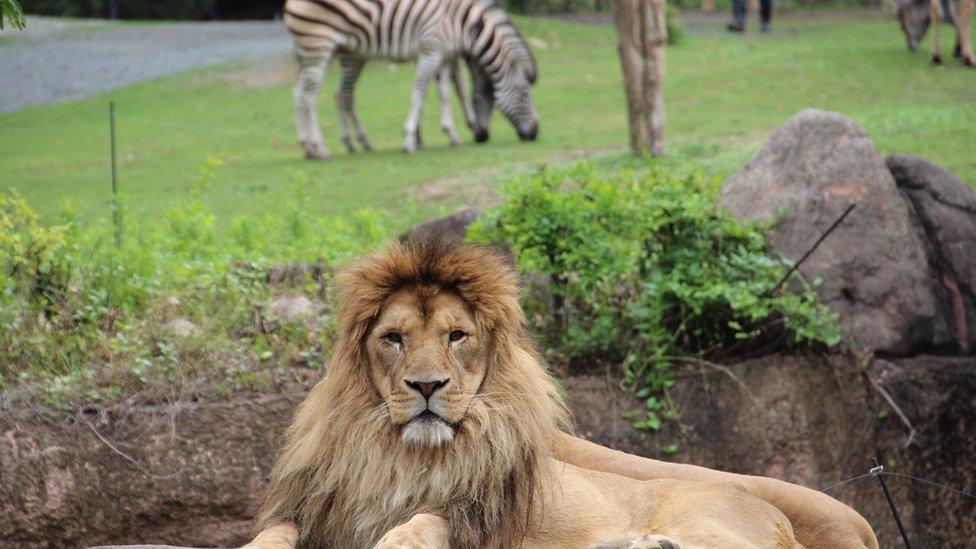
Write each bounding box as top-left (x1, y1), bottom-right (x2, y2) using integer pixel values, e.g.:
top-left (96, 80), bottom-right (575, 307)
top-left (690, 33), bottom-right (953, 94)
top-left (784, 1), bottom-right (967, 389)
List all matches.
top-left (2, 11), bottom-right (974, 226)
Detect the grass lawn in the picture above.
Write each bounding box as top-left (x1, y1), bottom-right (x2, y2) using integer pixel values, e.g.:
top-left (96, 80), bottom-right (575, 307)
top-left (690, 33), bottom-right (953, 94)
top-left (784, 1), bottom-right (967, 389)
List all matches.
top-left (1, 10), bottom-right (974, 226)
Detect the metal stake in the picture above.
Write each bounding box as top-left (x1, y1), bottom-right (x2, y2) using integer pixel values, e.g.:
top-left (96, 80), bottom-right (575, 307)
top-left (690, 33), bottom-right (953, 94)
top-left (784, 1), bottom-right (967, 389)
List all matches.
top-left (871, 457), bottom-right (913, 549)
top-left (110, 102), bottom-right (120, 249)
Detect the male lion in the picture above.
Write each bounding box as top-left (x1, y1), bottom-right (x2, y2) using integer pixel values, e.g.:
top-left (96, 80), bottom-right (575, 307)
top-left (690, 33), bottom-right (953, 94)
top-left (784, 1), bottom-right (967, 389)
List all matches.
top-left (245, 239), bottom-right (878, 549)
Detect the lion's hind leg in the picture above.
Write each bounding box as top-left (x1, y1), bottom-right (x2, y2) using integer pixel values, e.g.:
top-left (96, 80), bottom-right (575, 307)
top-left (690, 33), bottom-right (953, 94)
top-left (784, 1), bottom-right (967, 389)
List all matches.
top-left (590, 534), bottom-right (682, 549)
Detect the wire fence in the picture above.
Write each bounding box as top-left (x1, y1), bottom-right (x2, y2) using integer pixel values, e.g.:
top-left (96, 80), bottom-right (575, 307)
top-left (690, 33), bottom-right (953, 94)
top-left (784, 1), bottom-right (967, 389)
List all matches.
top-left (821, 469), bottom-right (976, 500)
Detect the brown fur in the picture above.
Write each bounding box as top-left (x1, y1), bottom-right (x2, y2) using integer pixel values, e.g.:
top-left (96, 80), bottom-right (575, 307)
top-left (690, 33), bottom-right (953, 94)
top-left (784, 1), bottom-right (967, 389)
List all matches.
top-left (256, 238), bottom-right (569, 548)
top-left (249, 238), bottom-right (878, 549)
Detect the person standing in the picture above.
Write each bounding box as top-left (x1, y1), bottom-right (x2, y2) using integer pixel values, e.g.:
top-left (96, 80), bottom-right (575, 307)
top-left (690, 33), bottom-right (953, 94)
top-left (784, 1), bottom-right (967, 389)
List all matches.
top-left (727, 0), bottom-right (771, 32)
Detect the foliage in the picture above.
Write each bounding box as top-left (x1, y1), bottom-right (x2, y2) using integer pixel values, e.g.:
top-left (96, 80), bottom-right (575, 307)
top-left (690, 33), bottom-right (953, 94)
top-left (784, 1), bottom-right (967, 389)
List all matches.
top-left (0, 168), bottom-right (416, 407)
top-left (18, 0), bottom-right (218, 19)
top-left (469, 161), bottom-right (840, 429)
top-left (666, 4), bottom-right (685, 45)
top-left (1, 0), bottom-right (25, 29)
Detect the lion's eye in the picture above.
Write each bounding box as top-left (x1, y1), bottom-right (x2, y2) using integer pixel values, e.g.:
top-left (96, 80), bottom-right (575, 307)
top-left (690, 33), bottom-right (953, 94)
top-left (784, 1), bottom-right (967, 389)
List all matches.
top-left (449, 330), bottom-right (466, 343)
top-left (383, 332), bottom-right (403, 345)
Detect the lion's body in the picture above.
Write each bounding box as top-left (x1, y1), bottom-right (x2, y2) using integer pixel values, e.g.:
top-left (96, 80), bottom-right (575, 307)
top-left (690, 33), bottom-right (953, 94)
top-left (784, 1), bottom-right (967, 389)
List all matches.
top-left (524, 462), bottom-right (802, 549)
top-left (244, 239), bottom-right (878, 549)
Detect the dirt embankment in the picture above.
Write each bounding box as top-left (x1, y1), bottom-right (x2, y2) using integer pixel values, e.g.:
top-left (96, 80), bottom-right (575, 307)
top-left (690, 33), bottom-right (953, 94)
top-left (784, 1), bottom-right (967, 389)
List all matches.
top-left (2, 353), bottom-right (973, 548)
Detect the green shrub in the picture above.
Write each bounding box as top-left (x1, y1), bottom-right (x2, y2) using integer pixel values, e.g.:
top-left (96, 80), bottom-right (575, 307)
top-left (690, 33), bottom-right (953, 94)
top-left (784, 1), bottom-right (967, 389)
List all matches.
top-left (666, 5), bottom-right (685, 45)
top-left (469, 161), bottom-right (840, 429)
top-left (0, 167), bottom-right (419, 406)
top-left (19, 0), bottom-right (217, 19)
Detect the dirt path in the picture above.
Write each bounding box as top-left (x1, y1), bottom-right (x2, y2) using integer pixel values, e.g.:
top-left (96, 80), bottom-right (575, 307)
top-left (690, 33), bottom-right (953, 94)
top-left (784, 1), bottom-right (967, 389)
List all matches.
top-left (0, 17), bottom-right (291, 113)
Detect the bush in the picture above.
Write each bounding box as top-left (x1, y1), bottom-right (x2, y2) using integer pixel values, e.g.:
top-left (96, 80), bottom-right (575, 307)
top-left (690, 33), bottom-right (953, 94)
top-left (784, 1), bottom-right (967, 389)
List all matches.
top-left (469, 161), bottom-right (840, 429)
top-left (19, 0), bottom-right (217, 19)
top-left (0, 167), bottom-right (421, 407)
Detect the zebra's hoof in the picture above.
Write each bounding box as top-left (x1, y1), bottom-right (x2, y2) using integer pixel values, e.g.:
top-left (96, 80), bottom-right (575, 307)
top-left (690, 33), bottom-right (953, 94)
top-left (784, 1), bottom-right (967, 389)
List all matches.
top-left (964, 55), bottom-right (976, 68)
top-left (931, 53), bottom-right (943, 65)
top-left (341, 136), bottom-right (356, 153)
top-left (359, 137), bottom-right (374, 152)
top-left (449, 137), bottom-right (462, 147)
top-left (301, 140), bottom-right (330, 160)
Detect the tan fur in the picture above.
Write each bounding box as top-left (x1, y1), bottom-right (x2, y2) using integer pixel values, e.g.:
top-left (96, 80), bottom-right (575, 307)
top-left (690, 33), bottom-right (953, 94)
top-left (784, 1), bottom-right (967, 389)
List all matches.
top-left (245, 239), bottom-right (878, 549)
top-left (928, 0), bottom-right (976, 66)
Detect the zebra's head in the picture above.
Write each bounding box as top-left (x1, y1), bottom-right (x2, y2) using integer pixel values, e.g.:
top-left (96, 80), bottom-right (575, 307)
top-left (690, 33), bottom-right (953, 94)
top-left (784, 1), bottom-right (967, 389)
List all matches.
top-left (465, 8), bottom-right (539, 142)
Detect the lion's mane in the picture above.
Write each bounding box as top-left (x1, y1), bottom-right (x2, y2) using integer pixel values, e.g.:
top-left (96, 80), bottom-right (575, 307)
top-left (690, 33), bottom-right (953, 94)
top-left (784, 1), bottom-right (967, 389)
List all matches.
top-left (257, 238), bottom-right (569, 548)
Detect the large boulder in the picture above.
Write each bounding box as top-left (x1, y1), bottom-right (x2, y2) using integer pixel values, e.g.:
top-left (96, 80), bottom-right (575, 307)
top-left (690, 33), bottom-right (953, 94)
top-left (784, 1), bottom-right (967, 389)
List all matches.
top-left (401, 208), bottom-right (480, 243)
top-left (887, 154), bottom-right (976, 352)
top-left (719, 109), bottom-right (937, 354)
top-left (6, 354), bottom-right (975, 548)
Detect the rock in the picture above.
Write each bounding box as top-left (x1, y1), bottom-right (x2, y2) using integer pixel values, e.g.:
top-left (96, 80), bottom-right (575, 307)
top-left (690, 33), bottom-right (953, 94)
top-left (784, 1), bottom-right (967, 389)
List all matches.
top-left (268, 296), bottom-right (322, 325)
top-left (0, 393), bottom-right (304, 547)
top-left (402, 209), bottom-right (480, 243)
top-left (887, 154), bottom-right (976, 352)
top-left (164, 318), bottom-right (198, 338)
top-left (719, 109), bottom-right (936, 354)
top-left (266, 263), bottom-right (326, 288)
top-left (6, 354), bottom-right (976, 547)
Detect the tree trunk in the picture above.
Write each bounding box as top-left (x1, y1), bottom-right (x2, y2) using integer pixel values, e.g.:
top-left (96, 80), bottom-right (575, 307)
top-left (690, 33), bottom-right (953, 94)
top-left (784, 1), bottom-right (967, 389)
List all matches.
top-left (610, 0), bottom-right (667, 156)
top-left (701, 0), bottom-right (716, 13)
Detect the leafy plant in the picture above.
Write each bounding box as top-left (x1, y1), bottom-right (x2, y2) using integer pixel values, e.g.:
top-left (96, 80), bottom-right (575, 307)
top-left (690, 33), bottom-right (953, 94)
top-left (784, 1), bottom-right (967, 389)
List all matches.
top-left (0, 163), bottom-right (419, 406)
top-left (469, 160), bottom-right (840, 429)
top-left (1, 0), bottom-right (26, 29)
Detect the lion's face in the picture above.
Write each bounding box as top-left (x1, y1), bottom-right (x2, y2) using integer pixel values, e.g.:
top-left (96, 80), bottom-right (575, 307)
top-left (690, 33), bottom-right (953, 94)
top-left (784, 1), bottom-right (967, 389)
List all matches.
top-left (365, 287), bottom-right (487, 448)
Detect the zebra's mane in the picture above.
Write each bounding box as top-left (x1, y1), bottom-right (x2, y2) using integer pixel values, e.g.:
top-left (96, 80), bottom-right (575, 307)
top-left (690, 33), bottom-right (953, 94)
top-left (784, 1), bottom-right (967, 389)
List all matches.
top-left (470, 2), bottom-right (537, 83)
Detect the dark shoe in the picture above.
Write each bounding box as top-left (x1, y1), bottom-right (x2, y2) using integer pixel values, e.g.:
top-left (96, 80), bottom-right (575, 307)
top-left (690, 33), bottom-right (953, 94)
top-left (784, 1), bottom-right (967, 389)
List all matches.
top-left (727, 22), bottom-right (745, 32)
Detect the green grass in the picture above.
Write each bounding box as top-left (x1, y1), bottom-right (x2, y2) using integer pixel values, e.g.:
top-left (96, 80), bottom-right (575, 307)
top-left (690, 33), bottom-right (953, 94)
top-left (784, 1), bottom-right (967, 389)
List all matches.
top-left (1, 10), bottom-right (974, 226)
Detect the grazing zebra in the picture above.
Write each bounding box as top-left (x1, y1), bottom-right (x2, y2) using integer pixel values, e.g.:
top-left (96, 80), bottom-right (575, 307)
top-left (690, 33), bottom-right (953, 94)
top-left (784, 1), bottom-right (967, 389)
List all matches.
top-left (284, 0), bottom-right (540, 160)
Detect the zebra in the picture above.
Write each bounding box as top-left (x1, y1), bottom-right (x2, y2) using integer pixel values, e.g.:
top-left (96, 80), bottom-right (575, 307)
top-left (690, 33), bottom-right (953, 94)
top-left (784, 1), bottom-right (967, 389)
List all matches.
top-left (284, 0), bottom-right (540, 159)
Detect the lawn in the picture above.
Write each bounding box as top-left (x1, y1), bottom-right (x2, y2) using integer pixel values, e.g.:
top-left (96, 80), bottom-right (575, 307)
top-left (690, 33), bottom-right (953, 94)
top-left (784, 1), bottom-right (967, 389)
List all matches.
top-left (1, 10), bottom-right (974, 226)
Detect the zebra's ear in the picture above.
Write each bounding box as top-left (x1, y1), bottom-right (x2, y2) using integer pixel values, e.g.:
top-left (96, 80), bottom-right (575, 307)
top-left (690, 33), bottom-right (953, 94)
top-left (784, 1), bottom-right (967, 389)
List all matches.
top-left (526, 65), bottom-right (537, 84)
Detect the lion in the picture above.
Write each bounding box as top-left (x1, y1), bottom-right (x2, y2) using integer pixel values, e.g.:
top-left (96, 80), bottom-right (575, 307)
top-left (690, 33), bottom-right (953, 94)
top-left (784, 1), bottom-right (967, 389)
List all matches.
top-left (244, 238), bottom-right (878, 549)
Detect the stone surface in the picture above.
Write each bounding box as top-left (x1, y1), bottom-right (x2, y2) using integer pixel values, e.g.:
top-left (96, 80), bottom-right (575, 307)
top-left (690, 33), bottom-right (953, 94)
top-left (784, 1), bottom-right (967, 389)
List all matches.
top-left (164, 318), bottom-right (198, 338)
top-left (402, 209), bottom-right (481, 243)
top-left (4, 354), bottom-right (975, 548)
top-left (719, 109), bottom-right (936, 354)
top-left (268, 295), bottom-right (322, 324)
top-left (887, 154), bottom-right (976, 352)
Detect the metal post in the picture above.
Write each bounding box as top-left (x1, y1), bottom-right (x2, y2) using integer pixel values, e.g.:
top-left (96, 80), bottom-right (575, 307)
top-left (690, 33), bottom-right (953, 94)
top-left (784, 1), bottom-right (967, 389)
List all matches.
top-left (871, 457), bottom-right (913, 549)
top-left (110, 102), bottom-right (120, 249)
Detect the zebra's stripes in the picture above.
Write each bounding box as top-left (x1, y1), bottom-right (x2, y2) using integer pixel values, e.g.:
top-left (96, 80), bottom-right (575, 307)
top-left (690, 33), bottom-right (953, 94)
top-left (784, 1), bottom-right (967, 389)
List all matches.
top-left (283, 0), bottom-right (539, 159)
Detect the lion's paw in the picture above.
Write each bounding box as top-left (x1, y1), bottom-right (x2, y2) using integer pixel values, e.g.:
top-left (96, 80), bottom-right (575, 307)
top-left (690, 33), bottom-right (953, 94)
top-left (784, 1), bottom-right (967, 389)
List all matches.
top-left (590, 534), bottom-right (681, 549)
top-left (626, 534), bottom-right (682, 549)
top-left (373, 525), bottom-right (437, 549)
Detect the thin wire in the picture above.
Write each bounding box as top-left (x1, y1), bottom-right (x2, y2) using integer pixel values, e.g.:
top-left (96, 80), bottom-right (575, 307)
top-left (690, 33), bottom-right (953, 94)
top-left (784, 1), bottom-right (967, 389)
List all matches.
top-left (821, 472), bottom-right (874, 492)
top-left (883, 472), bottom-right (976, 501)
top-left (820, 470), bottom-right (976, 501)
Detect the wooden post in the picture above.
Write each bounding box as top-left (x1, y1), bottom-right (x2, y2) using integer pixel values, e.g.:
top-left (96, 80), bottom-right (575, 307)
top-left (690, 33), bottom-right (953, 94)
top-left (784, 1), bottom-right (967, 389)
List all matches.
top-left (701, 0), bottom-right (716, 12)
top-left (610, 0), bottom-right (667, 156)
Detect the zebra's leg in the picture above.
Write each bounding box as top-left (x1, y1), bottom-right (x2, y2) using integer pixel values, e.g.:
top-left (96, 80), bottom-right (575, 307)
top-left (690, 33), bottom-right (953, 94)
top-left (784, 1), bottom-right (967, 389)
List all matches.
top-left (450, 59), bottom-right (477, 135)
top-left (294, 49), bottom-right (333, 160)
top-left (437, 64), bottom-right (462, 147)
top-left (403, 50), bottom-right (445, 154)
top-left (956, 0), bottom-right (975, 66)
top-left (335, 55), bottom-right (367, 153)
top-left (930, 0), bottom-right (944, 63)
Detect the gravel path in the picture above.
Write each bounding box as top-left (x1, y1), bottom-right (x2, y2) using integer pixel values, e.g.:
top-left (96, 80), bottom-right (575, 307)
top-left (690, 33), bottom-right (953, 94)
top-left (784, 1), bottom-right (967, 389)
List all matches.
top-left (0, 17), bottom-right (292, 113)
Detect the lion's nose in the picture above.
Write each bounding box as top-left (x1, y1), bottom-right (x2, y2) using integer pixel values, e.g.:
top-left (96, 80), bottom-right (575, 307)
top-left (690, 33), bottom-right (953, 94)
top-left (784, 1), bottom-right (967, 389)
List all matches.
top-left (405, 378), bottom-right (449, 399)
